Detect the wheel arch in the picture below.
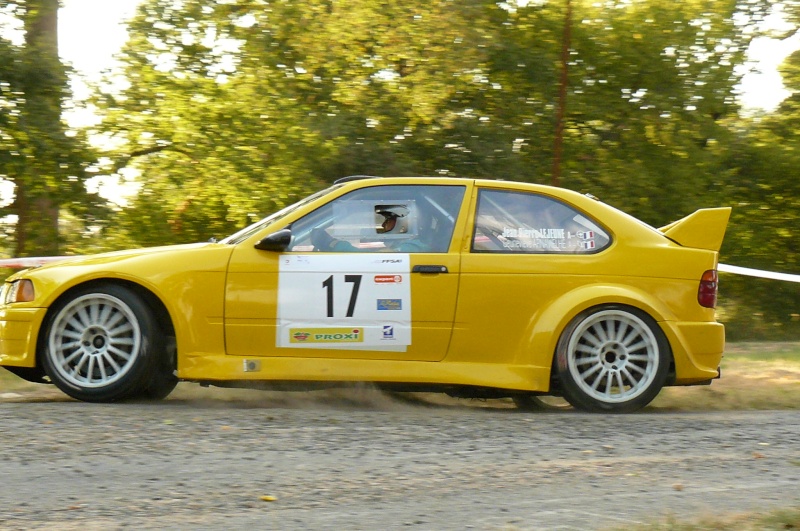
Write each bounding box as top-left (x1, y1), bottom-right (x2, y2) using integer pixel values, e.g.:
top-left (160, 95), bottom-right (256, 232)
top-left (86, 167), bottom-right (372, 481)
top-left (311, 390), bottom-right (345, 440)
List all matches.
top-left (520, 284), bottom-right (677, 388)
top-left (36, 279), bottom-right (176, 366)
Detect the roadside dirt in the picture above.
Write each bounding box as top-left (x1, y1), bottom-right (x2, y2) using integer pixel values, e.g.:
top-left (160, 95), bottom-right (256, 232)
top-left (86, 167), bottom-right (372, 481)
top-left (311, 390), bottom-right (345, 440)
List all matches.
top-left (1, 350), bottom-right (798, 530)
top-left (0, 386), bottom-right (798, 530)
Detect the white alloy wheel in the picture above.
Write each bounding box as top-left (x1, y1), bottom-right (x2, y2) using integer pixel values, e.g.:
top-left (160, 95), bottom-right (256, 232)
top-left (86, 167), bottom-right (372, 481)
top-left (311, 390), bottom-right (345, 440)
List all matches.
top-left (47, 293), bottom-right (142, 389)
top-left (556, 306), bottom-right (670, 412)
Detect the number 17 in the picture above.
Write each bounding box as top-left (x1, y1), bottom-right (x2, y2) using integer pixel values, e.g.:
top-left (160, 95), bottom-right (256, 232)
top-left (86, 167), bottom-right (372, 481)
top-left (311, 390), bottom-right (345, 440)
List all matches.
top-left (322, 274), bottom-right (362, 317)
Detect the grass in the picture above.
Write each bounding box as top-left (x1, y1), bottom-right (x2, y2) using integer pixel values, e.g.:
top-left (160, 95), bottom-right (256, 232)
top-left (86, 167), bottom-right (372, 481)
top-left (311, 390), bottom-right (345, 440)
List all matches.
top-left (615, 507), bottom-right (800, 530)
top-left (0, 369), bottom-right (41, 392)
top-left (650, 341), bottom-right (800, 411)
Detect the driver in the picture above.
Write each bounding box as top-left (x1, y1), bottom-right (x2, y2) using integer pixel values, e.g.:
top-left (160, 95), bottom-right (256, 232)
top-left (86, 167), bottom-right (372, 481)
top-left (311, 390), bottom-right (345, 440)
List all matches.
top-left (311, 204), bottom-right (427, 252)
top-left (375, 206), bottom-right (408, 235)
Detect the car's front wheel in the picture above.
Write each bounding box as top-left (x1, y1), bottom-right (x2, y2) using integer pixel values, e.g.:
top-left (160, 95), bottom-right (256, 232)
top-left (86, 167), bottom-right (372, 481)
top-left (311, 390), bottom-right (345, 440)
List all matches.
top-left (554, 305), bottom-right (670, 413)
top-left (40, 284), bottom-right (167, 402)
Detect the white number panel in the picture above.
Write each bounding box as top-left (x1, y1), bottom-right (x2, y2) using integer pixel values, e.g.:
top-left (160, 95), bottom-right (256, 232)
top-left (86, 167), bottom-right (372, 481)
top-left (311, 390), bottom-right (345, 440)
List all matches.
top-left (277, 254), bottom-right (411, 350)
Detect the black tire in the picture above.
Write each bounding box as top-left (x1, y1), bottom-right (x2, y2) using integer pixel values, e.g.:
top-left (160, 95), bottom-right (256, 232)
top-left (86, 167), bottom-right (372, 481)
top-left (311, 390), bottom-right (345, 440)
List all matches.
top-left (138, 337), bottom-right (178, 400)
top-left (554, 305), bottom-right (671, 413)
top-left (513, 395), bottom-right (571, 411)
top-left (40, 284), bottom-right (166, 403)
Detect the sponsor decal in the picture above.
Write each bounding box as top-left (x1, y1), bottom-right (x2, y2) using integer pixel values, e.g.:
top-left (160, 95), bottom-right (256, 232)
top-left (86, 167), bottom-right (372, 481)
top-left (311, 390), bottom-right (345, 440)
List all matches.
top-left (377, 298), bottom-right (403, 311)
top-left (374, 274), bottom-right (403, 284)
top-left (289, 328), bottom-right (364, 344)
top-left (382, 325), bottom-right (395, 340)
top-left (292, 331), bottom-right (311, 342)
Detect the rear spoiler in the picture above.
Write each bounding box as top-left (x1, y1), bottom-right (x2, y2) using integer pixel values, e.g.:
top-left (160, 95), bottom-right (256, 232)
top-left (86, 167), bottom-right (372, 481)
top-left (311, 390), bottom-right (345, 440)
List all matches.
top-left (658, 207), bottom-right (731, 252)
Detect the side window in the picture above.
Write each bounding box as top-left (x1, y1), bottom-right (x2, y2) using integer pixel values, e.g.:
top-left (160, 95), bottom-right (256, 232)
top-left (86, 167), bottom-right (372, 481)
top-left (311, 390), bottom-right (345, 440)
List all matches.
top-left (289, 184), bottom-right (466, 253)
top-left (472, 189), bottom-right (610, 254)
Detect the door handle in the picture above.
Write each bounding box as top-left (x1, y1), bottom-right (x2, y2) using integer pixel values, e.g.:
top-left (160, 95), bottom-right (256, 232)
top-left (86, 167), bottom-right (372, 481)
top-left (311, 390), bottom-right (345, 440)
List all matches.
top-left (412, 265), bottom-right (448, 274)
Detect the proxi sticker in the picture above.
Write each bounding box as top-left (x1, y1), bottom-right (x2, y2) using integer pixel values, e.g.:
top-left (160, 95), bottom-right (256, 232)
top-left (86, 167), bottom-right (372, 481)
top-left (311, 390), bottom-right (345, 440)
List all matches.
top-left (289, 328), bottom-right (364, 344)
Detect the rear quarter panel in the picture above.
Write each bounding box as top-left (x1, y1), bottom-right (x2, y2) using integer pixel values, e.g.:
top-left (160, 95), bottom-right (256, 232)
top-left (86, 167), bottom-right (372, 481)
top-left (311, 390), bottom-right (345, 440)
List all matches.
top-left (449, 182), bottom-right (720, 381)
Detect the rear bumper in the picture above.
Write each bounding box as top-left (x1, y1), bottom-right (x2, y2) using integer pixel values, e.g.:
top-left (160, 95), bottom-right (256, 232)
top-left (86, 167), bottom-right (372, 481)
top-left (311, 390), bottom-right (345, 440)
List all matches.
top-left (0, 307), bottom-right (46, 367)
top-left (662, 321), bottom-right (725, 385)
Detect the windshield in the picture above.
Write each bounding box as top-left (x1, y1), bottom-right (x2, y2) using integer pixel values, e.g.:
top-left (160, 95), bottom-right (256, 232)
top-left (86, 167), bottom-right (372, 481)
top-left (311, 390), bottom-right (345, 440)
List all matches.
top-left (220, 184), bottom-right (342, 245)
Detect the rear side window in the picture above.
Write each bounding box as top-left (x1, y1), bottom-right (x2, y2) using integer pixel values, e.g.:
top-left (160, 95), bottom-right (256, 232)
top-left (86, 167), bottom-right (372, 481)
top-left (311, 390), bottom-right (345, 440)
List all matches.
top-left (472, 189), bottom-right (611, 254)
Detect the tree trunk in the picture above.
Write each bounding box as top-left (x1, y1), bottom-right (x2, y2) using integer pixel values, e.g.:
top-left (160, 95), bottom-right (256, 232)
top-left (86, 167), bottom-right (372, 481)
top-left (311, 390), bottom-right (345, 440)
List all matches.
top-left (552, 0), bottom-right (572, 188)
top-left (13, 0), bottom-right (63, 256)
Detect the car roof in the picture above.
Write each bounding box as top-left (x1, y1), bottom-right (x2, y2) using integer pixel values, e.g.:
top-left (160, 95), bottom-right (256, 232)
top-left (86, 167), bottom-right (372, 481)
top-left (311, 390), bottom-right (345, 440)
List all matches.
top-left (334, 175), bottom-right (562, 193)
top-left (334, 175), bottom-right (598, 204)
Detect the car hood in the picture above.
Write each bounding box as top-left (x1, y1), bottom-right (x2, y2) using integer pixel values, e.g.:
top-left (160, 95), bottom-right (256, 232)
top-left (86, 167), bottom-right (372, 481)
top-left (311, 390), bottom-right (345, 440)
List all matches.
top-left (9, 242), bottom-right (232, 279)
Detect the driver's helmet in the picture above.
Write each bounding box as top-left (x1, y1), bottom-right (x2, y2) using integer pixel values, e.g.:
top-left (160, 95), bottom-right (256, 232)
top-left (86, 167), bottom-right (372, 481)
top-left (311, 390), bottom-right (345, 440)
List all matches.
top-left (375, 205), bottom-right (410, 234)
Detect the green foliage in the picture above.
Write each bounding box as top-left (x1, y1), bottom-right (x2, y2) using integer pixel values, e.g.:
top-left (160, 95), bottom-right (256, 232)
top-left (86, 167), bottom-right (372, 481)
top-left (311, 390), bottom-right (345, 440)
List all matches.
top-left (95, 0), bottom-right (771, 243)
top-left (4, 0), bottom-right (800, 337)
top-left (715, 41), bottom-right (800, 340)
top-left (86, 0), bottom-right (800, 338)
top-left (551, 0), bottom-right (756, 222)
top-left (0, 0), bottom-right (108, 256)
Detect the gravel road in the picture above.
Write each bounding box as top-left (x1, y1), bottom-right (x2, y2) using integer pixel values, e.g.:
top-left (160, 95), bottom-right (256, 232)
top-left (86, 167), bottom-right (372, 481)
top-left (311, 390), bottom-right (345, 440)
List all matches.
top-left (0, 388), bottom-right (798, 530)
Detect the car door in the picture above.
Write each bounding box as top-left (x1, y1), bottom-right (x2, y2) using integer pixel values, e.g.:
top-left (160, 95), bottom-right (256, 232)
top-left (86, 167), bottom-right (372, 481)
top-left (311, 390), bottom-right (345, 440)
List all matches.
top-left (224, 182), bottom-right (470, 362)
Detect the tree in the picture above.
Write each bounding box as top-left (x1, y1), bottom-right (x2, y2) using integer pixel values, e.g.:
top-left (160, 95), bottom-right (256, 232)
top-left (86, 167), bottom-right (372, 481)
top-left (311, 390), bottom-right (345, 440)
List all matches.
top-left (0, 0), bottom-right (102, 257)
top-left (522, 0), bottom-right (768, 223)
top-left (95, 0), bottom-right (771, 240)
top-left (93, 0), bottom-right (510, 245)
top-left (714, 46), bottom-right (800, 339)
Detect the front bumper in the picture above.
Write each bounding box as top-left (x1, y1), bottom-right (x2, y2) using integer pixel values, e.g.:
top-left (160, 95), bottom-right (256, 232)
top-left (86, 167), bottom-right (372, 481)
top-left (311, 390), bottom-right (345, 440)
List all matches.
top-left (0, 306), bottom-right (47, 367)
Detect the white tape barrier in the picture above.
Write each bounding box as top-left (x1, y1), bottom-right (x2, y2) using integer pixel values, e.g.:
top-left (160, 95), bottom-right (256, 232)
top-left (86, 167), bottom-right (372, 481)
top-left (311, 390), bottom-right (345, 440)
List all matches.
top-left (718, 263), bottom-right (800, 283)
top-left (0, 256), bottom-right (72, 269)
top-left (1, 256), bottom-right (799, 284)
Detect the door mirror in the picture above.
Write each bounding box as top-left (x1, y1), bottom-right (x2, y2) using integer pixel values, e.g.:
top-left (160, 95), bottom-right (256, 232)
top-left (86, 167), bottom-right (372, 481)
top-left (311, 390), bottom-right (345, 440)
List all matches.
top-left (254, 229), bottom-right (292, 251)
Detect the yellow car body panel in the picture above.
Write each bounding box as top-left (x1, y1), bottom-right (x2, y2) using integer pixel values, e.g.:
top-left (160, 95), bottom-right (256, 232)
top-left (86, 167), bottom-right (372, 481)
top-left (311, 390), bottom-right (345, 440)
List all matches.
top-left (179, 354), bottom-right (549, 392)
top-left (0, 177), bottom-right (729, 409)
top-left (1, 244), bottom-right (232, 367)
top-left (659, 207), bottom-right (732, 251)
top-left (223, 250), bottom-right (463, 362)
top-left (0, 307), bottom-right (48, 366)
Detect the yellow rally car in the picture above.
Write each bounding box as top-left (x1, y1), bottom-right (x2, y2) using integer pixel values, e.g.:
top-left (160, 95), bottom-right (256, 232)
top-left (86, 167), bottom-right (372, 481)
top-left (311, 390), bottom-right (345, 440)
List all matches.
top-left (0, 177), bottom-right (730, 412)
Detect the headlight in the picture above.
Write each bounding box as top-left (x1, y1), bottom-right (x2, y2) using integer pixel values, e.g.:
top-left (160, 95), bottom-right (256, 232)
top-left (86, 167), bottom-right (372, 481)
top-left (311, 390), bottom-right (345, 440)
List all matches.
top-left (4, 279), bottom-right (35, 304)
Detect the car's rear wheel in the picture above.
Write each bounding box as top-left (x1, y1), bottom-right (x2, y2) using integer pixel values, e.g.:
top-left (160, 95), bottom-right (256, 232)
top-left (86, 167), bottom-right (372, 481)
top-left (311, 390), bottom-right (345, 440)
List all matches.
top-left (554, 305), bottom-right (670, 413)
top-left (41, 284), bottom-right (167, 403)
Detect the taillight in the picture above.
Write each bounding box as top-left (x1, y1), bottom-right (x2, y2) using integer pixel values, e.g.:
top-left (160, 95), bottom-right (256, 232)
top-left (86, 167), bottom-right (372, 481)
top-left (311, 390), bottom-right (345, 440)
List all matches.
top-left (698, 269), bottom-right (718, 308)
